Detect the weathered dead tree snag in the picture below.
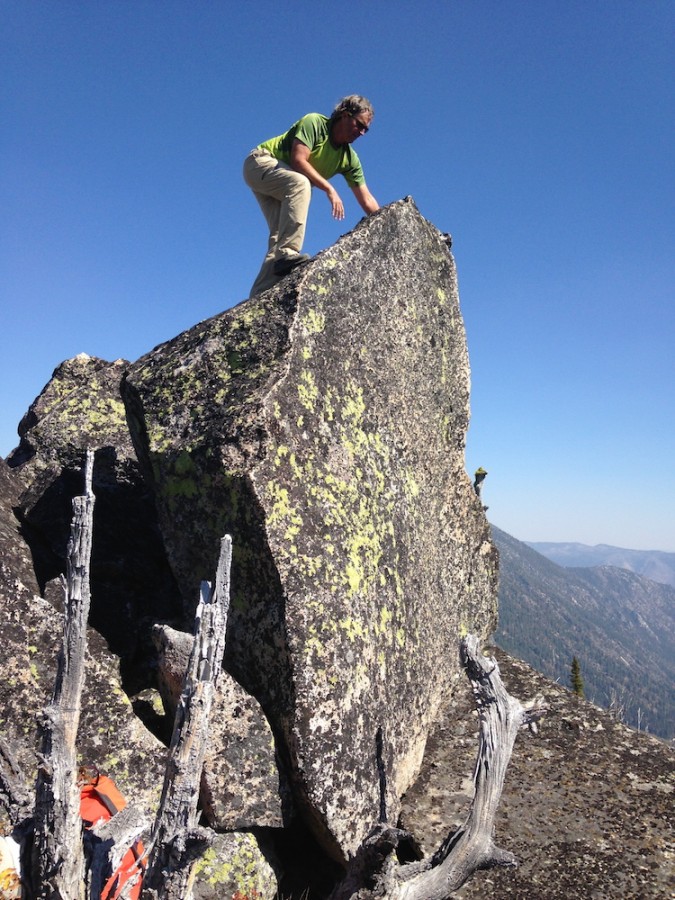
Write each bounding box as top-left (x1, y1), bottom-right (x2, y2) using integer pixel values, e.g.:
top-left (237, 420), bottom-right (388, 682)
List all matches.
top-left (84, 800), bottom-right (149, 900)
top-left (32, 450), bottom-right (95, 900)
top-left (0, 738), bottom-right (32, 829)
top-left (18, 521), bottom-right (232, 899)
top-left (141, 535), bottom-right (232, 900)
top-left (330, 635), bottom-right (548, 900)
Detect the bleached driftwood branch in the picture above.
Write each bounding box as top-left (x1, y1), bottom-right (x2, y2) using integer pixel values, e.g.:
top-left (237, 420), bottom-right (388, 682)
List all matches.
top-left (32, 450), bottom-right (95, 900)
top-left (141, 535), bottom-right (232, 900)
top-left (331, 634), bottom-right (548, 900)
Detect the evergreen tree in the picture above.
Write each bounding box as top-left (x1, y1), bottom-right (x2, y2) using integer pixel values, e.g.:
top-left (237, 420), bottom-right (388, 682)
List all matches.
top-left (570, 656), bottom-right (585, 697)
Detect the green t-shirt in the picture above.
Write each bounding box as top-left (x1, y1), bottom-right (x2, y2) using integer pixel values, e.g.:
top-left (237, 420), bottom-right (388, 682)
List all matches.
top-left (258, 113), bottom-right (365, 187)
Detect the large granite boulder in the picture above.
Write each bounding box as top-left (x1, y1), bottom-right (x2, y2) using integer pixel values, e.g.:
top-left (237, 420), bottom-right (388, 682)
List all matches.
top-left (122, 198), bottom-right (498, 859)
top-left (192, 832), bottom-right (280, 900)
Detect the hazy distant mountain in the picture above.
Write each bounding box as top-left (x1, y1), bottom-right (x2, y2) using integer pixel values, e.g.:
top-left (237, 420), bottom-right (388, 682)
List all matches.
top-left (492, 526), bottom-right (675, 740)
top-left (526, 540), bottom-right (675, 588)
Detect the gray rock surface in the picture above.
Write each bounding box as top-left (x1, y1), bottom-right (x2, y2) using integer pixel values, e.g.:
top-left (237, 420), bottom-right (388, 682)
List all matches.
top-left (122, 198), bottom-right (498, 859)
top-left (1, 197), bottom-right (671, 898)
top-left (6, 353), bottom-right (182, 663)
top-left (153, 624), bottom-right (285, 829)
top-left (400, 648), bottom-right (674, 899)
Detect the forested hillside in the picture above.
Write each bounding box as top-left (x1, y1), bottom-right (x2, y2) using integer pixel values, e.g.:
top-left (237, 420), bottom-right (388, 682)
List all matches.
top-left (493, 526), bottom-right (675, 739)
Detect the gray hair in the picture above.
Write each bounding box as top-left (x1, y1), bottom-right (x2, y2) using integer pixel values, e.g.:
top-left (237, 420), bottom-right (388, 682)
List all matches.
top-left (330, 94), bottom-right (374, 121)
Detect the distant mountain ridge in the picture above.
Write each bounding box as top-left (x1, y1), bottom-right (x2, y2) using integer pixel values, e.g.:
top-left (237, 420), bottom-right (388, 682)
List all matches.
top-left (492, 526), bottom-right (675, 740)
top-left (526, 540), bottom-right (675, 587)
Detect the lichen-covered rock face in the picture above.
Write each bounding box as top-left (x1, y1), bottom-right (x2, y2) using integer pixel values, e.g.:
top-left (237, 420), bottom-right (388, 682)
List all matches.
top-left (9, 354), bottom-right (133, 471)
top-left (191, 831), bottom-right (279, 900)
top-left (6, 353), bottom-right (182, 661)
top-left (0, 459), bottom-right (43, 796)
top-left (122, 198), bottom-right (498, 860)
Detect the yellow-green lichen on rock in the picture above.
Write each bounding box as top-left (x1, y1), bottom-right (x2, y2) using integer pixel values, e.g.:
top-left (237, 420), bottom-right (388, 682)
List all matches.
top-left (192, 832), bottom-right (278, 900)
top-left (5, 347), bottom-right (184, 694)
top-left (10, 354), bottom-right (134, 472)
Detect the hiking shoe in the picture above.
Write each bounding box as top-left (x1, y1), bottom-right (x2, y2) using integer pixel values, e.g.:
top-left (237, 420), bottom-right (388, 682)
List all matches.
top-left (273, 254), bottom-right (310, 277)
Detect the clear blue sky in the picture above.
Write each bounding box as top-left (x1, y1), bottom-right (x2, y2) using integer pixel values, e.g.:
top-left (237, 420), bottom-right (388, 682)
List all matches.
top-left (2, 1), bottom-right (673, 551)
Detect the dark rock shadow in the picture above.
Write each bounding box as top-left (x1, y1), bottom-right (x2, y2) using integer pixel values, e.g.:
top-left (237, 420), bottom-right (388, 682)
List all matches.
top-left (9, 446), bottom-right (183, 693)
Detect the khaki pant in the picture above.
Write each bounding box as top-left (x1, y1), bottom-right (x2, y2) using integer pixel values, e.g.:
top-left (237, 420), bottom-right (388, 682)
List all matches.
top-left (243, 149), bottom-right (312, 295)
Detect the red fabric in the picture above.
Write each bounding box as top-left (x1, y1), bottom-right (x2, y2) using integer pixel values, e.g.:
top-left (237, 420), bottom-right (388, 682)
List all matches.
top-left (80, 775), bottom-right (144, 900)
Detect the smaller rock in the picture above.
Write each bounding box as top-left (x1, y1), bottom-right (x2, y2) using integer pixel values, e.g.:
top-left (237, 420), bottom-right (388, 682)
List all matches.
top-left (152, 625), bottom-right (286, 829)
top-left (192, 831), bottom-right (280, 900)
top-left (6, 354), bottom-right (183, 663)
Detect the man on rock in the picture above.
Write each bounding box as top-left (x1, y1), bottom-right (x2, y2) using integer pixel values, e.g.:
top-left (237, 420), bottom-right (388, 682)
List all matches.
top-left (473, 467), bottom-right (488, 499)
top-left (243, 95), bottom-right (380, 296)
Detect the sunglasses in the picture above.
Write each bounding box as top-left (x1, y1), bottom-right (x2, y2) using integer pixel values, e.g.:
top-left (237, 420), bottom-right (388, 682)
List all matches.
top-left (352, 115), bottom-right (370, 134)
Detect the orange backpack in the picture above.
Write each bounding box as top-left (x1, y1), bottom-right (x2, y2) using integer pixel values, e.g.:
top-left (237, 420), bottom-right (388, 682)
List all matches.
top-left (79, 768), bottom-right (145, 900)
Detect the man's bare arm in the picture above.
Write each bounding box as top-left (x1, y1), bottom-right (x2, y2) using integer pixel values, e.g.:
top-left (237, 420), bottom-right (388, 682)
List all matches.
top-left (351, 183), bottom-right (380, 215)
top-left (290, 140), bottom-right (345, 220)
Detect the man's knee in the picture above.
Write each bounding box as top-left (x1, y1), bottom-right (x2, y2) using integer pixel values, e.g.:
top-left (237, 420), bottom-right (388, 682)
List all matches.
top-left (286, 176), bottom-right (311, 220)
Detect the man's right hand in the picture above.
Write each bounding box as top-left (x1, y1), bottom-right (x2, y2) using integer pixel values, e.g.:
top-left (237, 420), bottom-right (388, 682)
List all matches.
top-left (327, 186), bottom-right (345, 220)
top-left (291, 140), bottom-right (345, 220)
